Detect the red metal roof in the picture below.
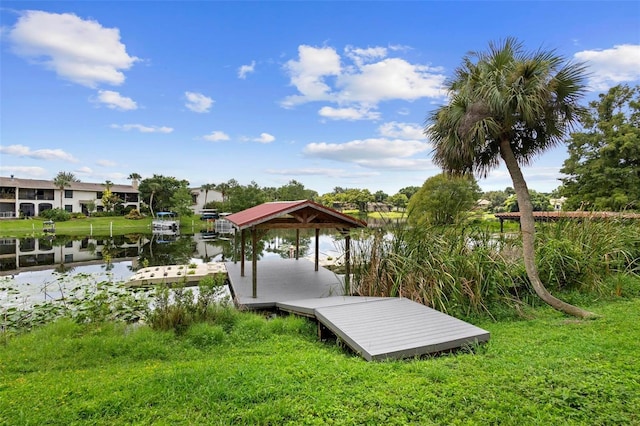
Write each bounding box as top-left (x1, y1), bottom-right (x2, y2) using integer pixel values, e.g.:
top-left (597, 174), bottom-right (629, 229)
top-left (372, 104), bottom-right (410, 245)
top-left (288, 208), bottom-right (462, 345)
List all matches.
top-left (224, 200), bottom-right (367, 230)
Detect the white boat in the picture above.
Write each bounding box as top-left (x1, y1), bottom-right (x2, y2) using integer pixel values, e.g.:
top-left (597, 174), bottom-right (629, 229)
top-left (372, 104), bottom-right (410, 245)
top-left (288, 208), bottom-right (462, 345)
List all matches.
top-left (152, 212), bottom-right (179, 233)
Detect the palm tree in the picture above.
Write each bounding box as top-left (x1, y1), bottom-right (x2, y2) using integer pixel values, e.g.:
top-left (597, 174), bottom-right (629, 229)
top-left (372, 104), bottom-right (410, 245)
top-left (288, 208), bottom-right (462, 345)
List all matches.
top-left (200, 183), bottom-right (216, 208)
top-left (147, 182), bottom-right (162, 218)
top-left (128, 173), bottom-right (141, 188)
top-left (216, 182), bottom-right (230, 203)
top-left (52, 171), bottom-right (79, 209)
top-left (426, 38), bottom-right (594, 318)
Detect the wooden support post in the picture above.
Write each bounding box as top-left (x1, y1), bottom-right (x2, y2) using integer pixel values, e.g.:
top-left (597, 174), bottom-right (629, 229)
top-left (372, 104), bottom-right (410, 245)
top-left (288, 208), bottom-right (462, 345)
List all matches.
top-left (252, 227), bottom-right (258, 299)
top-left (240, 229), bottom-right (246, 277)
top-left (500, 218), bottom-right (504, 233)
top-left (314, 228), bottom-right (320, 271)
top-left (345, 232), bottom-right (351, 295)
top-left (295, 229), bottom-right (300, 260)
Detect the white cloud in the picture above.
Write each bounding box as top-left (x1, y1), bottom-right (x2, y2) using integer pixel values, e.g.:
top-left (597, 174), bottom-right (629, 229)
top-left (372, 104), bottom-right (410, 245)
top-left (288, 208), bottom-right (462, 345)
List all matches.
top-left (282, 45), bottom-right (341, 107)
top-left (303, 138), bottom-right (432, 170)
top-left (574, 44), bottom-right (640, 90)
top-left (318, 106), bottom-right (380, 121)
top-left (185, 91), bottom-right (213, 113)
top-left (111, 124), bottom-right (173, 133)
top-left (337, 58), bottom-right (446, 104)
top-left (282, 44), bottom-right (446, 109)
top-left (75, 166), bottom-right (93, 175)
top-left (96, 159), bottom-right (117, 167)
top-left (238, 61), bottom-right (256, 79)
top-left (0, 144), bottom-right (78, 162)
top-left (344, 45), bottom-right (387, 67)
top-left (96, 90), bottom-right (137, 110)
top-left (253, 133), bottom-right (275, 144)
top-left (8, 10), bottom-right (138, 88)
top-left (378, 122), bottom-right (426, 140)
top-left (203, 131), bottom-right (230, 142)
top-left (0, 166), bottom-right (48, 177)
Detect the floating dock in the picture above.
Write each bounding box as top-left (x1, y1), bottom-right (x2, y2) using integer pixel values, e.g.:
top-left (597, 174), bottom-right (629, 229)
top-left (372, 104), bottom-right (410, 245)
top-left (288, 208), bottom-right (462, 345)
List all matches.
top-left (127, 262), bottom-right (227, 287)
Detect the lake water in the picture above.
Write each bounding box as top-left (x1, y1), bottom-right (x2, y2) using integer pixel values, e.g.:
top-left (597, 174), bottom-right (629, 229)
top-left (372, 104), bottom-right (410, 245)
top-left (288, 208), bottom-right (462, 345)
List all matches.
top-left (0, 230), bottom-right (347, 310)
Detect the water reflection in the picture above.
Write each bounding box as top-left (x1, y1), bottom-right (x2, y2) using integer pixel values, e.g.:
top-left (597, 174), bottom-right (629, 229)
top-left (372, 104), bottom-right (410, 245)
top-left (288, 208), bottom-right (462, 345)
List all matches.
top-left (0, 229), bottom-right (347, 309)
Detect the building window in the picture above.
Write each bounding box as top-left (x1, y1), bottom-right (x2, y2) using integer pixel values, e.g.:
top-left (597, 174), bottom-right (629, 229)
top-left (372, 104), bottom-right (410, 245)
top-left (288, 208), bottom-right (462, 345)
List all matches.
top-left (64, 205), bottom-right (72, 212)
top-left (65, 190), bottom-right (73, 198)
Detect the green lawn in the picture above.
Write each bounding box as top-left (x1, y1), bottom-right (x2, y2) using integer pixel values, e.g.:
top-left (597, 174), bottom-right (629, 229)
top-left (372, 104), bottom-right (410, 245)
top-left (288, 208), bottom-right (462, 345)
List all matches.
top-left (1, 297), bottom-right (638, 425)
top-left (0, 216), bottom-right (208, 237)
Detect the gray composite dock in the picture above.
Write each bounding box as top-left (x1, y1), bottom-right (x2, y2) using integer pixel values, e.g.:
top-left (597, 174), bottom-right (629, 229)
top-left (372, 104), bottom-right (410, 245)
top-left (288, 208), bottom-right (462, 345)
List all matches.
top-left (225, 259), bottom-right (343, 309)
top-left (225, 259), bottom-right (490, 361)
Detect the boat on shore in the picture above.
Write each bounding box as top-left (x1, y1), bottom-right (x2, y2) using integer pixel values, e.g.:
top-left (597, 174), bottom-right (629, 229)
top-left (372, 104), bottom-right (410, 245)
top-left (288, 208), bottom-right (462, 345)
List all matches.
top-left (152, 212), bottom-right (179, 233)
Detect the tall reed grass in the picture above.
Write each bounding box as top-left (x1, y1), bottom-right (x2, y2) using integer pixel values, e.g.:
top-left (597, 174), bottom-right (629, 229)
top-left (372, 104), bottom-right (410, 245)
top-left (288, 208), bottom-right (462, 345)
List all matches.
top-left (349, 218), bottom-right (640, 318)
top-left (147, 274), bottom-right (236, 334)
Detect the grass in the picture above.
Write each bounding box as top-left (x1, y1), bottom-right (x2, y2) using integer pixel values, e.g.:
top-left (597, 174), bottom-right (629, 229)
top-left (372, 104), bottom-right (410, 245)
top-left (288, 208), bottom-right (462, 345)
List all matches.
top-left (0, 216), bottom-right (213, 237)
top-left (1, 296), bottom-right (639, 425)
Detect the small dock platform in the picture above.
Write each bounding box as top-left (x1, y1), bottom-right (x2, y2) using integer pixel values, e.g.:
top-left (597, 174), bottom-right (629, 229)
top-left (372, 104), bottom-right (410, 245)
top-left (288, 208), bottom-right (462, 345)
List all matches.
top-left (127, 262), bottom-right (227, 287)
top-left (226, 259), bottom-right (490, 361)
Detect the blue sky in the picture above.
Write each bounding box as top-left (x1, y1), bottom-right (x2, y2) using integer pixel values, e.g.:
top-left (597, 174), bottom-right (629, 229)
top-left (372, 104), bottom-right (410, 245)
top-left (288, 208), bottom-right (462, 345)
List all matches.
top-left (1, 1), bottom-right (639, 196)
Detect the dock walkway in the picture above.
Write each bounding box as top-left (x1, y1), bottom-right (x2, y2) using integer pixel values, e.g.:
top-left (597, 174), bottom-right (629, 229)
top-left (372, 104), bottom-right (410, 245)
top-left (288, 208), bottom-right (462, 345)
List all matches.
top-left (226, 259), bottom-right (490, 361)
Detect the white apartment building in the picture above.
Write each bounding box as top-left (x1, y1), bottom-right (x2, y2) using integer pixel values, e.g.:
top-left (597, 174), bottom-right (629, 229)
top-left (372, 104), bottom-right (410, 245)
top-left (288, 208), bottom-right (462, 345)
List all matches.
top-left (0, 176), bottom-right (140, 218)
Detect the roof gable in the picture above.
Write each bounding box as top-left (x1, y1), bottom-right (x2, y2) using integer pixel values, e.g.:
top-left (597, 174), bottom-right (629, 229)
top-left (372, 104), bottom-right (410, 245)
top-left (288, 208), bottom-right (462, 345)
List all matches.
top-left (225, 200), bottom-right (367, 230)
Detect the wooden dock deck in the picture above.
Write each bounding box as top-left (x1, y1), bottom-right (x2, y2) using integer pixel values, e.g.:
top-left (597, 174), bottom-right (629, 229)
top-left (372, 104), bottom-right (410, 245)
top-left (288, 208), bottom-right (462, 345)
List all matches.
top-left (225, 259), bottom-right (343, 309)
top-left (226, 259), bottom-right (490, 361)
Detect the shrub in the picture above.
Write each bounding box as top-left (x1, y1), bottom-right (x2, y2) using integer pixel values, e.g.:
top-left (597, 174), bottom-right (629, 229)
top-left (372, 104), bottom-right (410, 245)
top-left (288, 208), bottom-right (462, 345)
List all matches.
top-left (147, 273), bottom-right (233, 333)
top-left (125, 209), bottom-right (144, 220)
top-left (40, 208), bottom-right (71, 222)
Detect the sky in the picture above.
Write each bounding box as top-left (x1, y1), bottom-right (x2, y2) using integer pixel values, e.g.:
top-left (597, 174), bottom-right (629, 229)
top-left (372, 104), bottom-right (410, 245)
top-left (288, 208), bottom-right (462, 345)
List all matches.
top-left (1, 1), bottom-right (639, 196)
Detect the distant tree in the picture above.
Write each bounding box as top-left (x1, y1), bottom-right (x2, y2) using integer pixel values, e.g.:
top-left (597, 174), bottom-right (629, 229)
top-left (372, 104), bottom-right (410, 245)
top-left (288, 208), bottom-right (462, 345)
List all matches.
top-left (335, 188), bottom-right (374, 213)
top-left (215, 181), bottom-right (233, 203)
top-left (262, 186), bottom-right (278, 201)
top-left (317, 193), bottom-right (336, 208)
top-left (139, 175), bottom-right (190, 216)
top-left (101, 181), bottom-right (121, 213)
top-left (227, 181), bottom-right (266, 212)
top-left (387, 193), bottom-right (409, 211)
top-left (52, 171), bottom-right (79, 209)
top-left (504, 190), bottom-right (552, 212)
top-left (277, 180), bottom-right (318, 201)
top-left (397, 186), bottom-right (420, 201)
top-left (200, 183), bottom-right (216, 207)
top-left (426, 37), bottom-right (593, 318)
top-left (128, 173), bottom-right (141, 189)
top-left (560, 84), bottom-right (640, 211)
top-left (408, 173), bottom-right (481, 226)
top-left (170, 187), bottom-right (195, 217)
top-left (146, 182), bottom-right (161, 217)
top-left (483, 190), bottom-right (509, 212)
top-left (373, 190), bottom-right (388, 203)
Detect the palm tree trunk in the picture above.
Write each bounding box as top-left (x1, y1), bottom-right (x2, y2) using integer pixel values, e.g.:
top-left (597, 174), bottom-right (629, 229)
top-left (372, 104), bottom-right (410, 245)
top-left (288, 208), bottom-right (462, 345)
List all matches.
top-left (499, 138), bottom-right (596, 319)
top-left (149, 192), bottom-right (155, 218)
